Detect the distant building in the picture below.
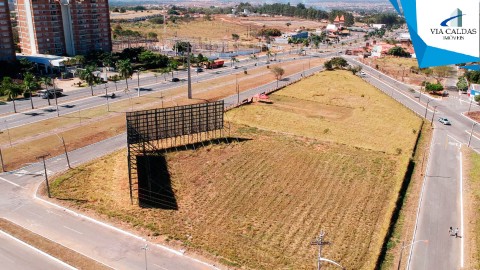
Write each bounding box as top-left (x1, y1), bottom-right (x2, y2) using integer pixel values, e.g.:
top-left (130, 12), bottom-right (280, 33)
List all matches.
top-left (371, 24), bottom-right (386, 29)
top-left (470, 84), bottom-right (480, 101)
top-left (333, 15), bottom-right (345, 28)
top-left (17, 0), bottom-right (112, 56)
top-left (0, 0), bottom-right (15, 61)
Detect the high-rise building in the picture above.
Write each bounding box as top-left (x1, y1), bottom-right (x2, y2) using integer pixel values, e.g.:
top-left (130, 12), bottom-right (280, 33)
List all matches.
top-left (17, 0), bottom-right (111, 56)
top-left (0, 0), bottom-right (15, 61)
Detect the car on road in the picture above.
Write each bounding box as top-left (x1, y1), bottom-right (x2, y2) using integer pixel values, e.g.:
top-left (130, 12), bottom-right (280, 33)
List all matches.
top-left (37, 88), bottom-right (63, 99)
top-left (359, 71), bottom-right (366, 77)
top-left (195, 67), bottom-right (203, 73)
top-left (438, 117), bottom-right (451, 125)
top-left (171, 78), bottom-right (180, 82)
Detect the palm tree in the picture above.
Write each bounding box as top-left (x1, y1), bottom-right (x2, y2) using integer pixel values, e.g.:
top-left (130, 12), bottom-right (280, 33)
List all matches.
top-left (23, 72), bottom-right (36, 109)
top-left (116, 59), bottom-right (133, 90)
top-left (39, 77), bottom-right (52, 105)
top-left (80, 65), bottom-right (97, 96)
top-left (2, 77), bottom-right (21, 113)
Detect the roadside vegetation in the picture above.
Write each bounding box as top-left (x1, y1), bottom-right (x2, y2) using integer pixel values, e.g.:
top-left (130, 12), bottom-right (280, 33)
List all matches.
top-left (466, 150), bottom-right (480, 269)
top-left (50, 70), bottom-right (423, 269)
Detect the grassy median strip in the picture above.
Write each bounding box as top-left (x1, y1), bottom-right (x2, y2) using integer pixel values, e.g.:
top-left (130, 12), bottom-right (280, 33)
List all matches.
top-left (465, 150), bottom-right (480, 269)
top-left (0, 218), bottom-right (112, 270)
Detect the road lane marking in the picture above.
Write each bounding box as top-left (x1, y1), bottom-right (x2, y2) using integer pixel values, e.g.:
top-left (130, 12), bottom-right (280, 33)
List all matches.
top-left (13, 169), bottom-right (29, 177)
top-left (63, 226), bottom-right (83, 235)
top-left (153, 264), bottom-right (169, 270)
top-left (0, 176), bottom-right (25, 189)
top-left (460, 150), bottom-right (464, 268)
top-left (0, 229), bottom-right (77, 270)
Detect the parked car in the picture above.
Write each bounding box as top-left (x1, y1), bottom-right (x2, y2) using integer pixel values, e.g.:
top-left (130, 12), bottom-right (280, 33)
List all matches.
top-left (438, 117), bottom-right (451, 125)
top-left (171, 78), bottom-right (180, 82)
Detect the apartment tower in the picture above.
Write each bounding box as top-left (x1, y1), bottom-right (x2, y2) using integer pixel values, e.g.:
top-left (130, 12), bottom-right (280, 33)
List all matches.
top-left (17, 0), bottom-right (111, 56)
top-left (0, 0), bottom-right (15, 61)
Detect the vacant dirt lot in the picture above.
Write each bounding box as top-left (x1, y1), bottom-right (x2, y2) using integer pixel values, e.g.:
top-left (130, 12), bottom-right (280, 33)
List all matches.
top-left (360, 57), bottom-right (426, 86)
top-left (50, 70), bottom-right (423, 269)
top-left (465, 150), bottom-right (480, 270)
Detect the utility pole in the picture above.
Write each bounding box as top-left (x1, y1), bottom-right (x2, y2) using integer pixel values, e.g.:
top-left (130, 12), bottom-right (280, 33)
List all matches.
top-left (104, 83), bottom-right (109, 112)
top-left (56, 134), bottom-right (71, 169)
top-left (136, 70), bottom-right (141, 97)
top-left (187, 43), bottom-right (192, 99)
top-left (311, 230), bottom-right (330, 270)
top-left (53, 77), bottom-right (59, 117)
top-left (37, 154), bottom-right (51, 198)
top-left (0, 148), bottom-right (5, 172)
top-left (468, 122), bottom-right (478, 147)
top-left (431, 106), bottom-right (438, 127)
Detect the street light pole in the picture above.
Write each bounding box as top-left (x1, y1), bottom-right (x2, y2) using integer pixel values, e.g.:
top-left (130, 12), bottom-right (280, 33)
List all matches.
top-left (468, 122), bottom-right (478, 147)
top-left (56, 134), bottom-right (71, 169)
top-left (53, 77), bottom-right (59, 117)
top-left (424, 99), bottom-right (432, 119)
top-left (104, 84), bottom-right (109, 112)
top-left (136, 70), bottom-right (141, 97)
top-left (467, 99), bottom-right (473, 115)
top-left (431, 106), bottom-right (438, 127)
top-left (141, 244), bottom-right (148, 270)
top-left (37, 154), bottom-right (51, 198)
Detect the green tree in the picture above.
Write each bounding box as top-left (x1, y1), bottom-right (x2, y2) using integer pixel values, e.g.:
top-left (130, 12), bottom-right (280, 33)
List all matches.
top-left (425, 82), bottom-right (444, 92)
top-left (116, 59), bottom-right (133, 90)
top-left (330, 57), bottom-right (348, 69)
top-left (456, 77), bottom-right (468, 92)
top-left (324, 60), bottom-right (333, 70)
top-left (387, 46), bottom-right (411, 57)
top-left (231, 33), bottom-right (240, 41)
top-left (348, 65), bottom-right (362, 75)
top-left (475, 95), bottom-right (480, 103)
top-left (80, 65), bottom-right (98, 96)
top-left (2, 77), bottom-right (22, 113)
top-left (167, 60), bottom-right (178, 78)
top-left (23, 72), bottom-right (36, 109)
top-left (39, 76), bottom-right (52, 105)
top-left (74, 55), bottom-right (86, 66)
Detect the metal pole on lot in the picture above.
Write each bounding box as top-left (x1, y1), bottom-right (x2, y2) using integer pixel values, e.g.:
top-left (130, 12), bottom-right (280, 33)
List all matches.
top-left (424, 99), bottom-right (432, 119)
top-left (187, 44), bottom-right (192, 99)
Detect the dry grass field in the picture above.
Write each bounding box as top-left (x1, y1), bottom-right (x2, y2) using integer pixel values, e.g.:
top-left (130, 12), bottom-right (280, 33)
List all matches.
top-left (465, 150), bottom-right (480, 269)
top-left (50, 70), bottom-right (423, 269)
top-left (360, 57), bottom-right (426, 86)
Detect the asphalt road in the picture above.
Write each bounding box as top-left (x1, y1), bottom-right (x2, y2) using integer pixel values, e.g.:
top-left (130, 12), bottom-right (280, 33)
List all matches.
top-left (0, 230), bottom-right (74, 270)
top-left (0, 51), bottom-right (335, 130)
top-left (347, 57), bottom-right (478, 269)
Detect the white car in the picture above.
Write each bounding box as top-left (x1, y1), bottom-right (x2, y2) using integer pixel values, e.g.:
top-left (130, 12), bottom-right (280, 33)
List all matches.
top-left (438, 117), bottom-right (451, 125)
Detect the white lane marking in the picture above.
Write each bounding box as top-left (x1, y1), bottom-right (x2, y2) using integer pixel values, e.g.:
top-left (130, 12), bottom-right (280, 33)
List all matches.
top-left (46, 210), bottom-right (63, 217)
top-left (0, 176), bottom-right (25, 189)
top-left (63, 226), bottom-right (83, 235)
top-left (26, 210), bottom-right (44, 219)
top-left (153, 263), bottom-right (169, 270)
top-left (0, 230), bottom-right (77, 270)
top-left (459, 150), bottom-right (464, 268)
top-left (13, 170), bottom-right (29, 177)
top-left (406, 130), bottom-right (437, 270)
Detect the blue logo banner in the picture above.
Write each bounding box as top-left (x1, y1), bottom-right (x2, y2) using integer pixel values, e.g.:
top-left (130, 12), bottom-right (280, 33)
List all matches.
top-left (388, 0), bottom-right (479, 68)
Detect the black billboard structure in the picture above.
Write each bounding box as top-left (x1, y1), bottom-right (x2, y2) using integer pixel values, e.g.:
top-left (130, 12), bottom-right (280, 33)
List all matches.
top-left (126, 101), bottom-right (225, 207)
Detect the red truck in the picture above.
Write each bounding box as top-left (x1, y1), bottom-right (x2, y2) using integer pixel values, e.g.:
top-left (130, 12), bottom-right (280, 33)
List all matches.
top-left (204, 60), bottom-right (224, 69)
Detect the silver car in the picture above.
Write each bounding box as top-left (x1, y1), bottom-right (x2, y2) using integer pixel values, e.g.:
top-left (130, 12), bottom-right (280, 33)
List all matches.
top-left (438, 117), bottom-right (451, 125)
